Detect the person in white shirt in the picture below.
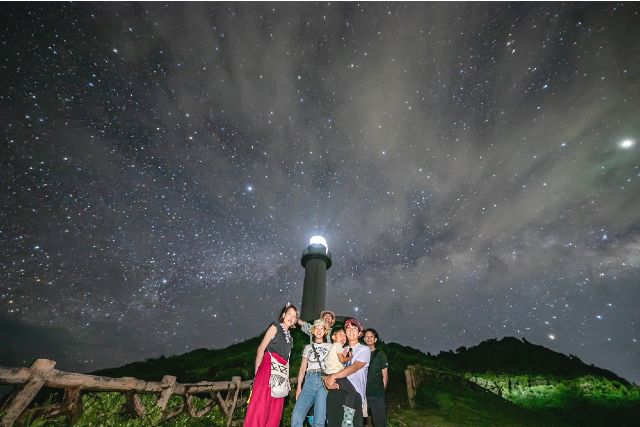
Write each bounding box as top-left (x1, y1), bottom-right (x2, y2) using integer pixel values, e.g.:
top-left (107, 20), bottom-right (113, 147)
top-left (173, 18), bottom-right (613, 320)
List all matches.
top-left (324, 318), bottom-right (370, 427)
top-left (291, 319), bottom-right (333, 427)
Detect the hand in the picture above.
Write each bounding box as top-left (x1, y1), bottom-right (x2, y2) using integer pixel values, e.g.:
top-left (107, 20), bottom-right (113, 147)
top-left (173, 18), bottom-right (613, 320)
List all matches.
top-left (342, 348), bottom-right (353, 360)
top-left (323, 374), bottom-right (336, 388)
top-left (295, 387), bottom-right (302, 400)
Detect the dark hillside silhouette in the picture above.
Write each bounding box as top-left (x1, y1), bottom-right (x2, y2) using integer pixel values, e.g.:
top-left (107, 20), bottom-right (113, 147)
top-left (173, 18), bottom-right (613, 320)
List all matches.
top-left (93, 335), bottom-right (630, 387)
top-left (435, 337), bottom-right (628, 383)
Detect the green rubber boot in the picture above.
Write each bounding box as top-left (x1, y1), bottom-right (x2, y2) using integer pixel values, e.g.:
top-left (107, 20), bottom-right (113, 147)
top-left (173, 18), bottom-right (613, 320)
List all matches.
top-left (341, 405), bottom-right (356, 427)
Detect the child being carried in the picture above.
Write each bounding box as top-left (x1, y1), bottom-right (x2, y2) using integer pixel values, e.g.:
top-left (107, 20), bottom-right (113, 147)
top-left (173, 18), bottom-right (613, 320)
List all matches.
top-left (324, 326), bottom-right (359, 426)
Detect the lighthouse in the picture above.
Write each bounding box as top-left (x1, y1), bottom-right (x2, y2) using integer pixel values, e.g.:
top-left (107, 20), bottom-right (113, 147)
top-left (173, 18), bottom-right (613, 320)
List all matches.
top-left (300, 236), bottom-right (332, 321)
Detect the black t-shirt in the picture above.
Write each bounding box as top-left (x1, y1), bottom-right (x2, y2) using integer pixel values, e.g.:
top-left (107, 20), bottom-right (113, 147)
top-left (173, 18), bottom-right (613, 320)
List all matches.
top-left (366, 349), bottom-right (388, 397)
top-left (266, 321), bottom-right (293, 360)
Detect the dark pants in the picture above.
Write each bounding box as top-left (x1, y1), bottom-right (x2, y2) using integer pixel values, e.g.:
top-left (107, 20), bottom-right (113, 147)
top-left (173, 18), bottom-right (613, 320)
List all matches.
top-left (326, 384), bottom-right (363, 427)
top-left (366, 395), bottom-right (386, 427)
top-left (336, 377), bottom-right (358, 409)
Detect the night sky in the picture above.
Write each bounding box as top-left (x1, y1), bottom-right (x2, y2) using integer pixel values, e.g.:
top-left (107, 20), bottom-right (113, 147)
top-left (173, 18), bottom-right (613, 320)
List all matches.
top-left (1, 3), bottom-right (639, 384)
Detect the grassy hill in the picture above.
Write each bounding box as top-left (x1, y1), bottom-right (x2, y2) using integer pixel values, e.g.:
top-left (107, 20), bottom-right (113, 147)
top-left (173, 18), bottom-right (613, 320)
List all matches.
top-left (392, 372), bottom-right (572, 427)
top-left (388, 337), bottom-right (640, 426)
top-left (394, 370), bottom-right (640, 427)
top-left (93, 335), bottom-right (264, 383)
top-left (434, 336), bottom-right (628, 382)
top-left (22, 332), bottom-right (639, 426)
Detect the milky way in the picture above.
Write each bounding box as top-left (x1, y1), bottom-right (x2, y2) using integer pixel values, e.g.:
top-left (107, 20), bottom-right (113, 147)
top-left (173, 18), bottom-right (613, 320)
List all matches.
top-left (1, 3), bottom-right (639, 383)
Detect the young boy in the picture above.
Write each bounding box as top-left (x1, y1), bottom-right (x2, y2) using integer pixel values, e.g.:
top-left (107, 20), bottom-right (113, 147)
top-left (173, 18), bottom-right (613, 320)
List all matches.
top-left (323, 327), bottom-right (360, 426)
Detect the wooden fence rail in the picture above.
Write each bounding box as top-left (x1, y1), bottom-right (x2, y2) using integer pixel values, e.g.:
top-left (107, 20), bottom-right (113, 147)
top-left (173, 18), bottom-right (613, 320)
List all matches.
top-left (404, 365), bottom-right (462, 409)
top-left (0, 359), bottom-right (297, 427)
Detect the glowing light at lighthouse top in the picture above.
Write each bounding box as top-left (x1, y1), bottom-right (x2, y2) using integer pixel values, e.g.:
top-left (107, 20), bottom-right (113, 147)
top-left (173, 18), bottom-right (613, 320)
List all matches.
top-left (310, 235), bottom-right (328, 253)
top-left (619, 139), bottom-right (635, 149)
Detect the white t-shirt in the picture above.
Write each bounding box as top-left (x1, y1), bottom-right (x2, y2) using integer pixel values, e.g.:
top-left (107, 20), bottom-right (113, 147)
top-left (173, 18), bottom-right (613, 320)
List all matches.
top-left (345, 343), bottom-right (370, 403)
top-left (302, 343), bottom-right (332, 371)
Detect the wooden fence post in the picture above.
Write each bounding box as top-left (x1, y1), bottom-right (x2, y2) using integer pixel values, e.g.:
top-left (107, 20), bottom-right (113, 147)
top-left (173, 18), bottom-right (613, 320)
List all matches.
top-left (1, 359), bottom-right (56, 427)
top-left (226, 376), bottom-right (242, 427)
top-left (63, 387), bottom-right (83, 424)
top-left (156, 375), bottom-right (177, 411)
top-left (405, 366), bottom-right (416, 409)
top-left (124, 391), bottom-right (145, 417)
top-left (161, 395), bottom-right (186, 421)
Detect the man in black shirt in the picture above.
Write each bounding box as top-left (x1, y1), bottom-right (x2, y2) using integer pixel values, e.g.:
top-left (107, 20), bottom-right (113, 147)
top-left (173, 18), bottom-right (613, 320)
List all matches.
top-left (364, 328), bottom-right (388, 427)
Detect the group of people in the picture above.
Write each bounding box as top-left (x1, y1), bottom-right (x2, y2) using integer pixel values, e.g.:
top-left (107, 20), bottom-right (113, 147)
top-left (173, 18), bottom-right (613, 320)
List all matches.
top-left (244, 304), bottom-right (388, 427)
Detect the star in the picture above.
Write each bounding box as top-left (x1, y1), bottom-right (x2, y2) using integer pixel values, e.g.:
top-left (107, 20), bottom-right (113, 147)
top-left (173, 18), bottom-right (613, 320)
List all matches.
top-left (1, 1), bottom-right (638, 385)
top-left (619, 139), bottom-right (635, 149)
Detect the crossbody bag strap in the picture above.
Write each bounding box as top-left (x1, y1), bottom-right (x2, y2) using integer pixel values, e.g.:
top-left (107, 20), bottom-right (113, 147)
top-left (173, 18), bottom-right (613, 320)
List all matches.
top-left (310, 344), bottom-right (325, 371)
top-left (268, 351), bottom-right (290, 368)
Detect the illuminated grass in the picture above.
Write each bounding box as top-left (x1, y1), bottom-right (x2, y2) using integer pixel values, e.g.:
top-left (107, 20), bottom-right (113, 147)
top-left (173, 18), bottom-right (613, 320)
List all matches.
top-left (16, 393), bottom-right (230, 427)
top-left (465, 373), bottom-right (640, 408)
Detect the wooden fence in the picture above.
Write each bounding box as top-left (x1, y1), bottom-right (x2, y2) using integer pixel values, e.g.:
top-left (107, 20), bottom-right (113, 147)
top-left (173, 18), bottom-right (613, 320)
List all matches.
top-left (0, 359), bottom-right (297, 427)
top-left (2, 359), bottom-right (434, 425)
top-left (404, 365), bottom-right (462, 409)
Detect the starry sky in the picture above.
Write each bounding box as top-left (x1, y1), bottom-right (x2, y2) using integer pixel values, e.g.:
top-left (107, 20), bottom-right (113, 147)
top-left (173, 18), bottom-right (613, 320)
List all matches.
top-left (1, 3), bottom-right (639, 384)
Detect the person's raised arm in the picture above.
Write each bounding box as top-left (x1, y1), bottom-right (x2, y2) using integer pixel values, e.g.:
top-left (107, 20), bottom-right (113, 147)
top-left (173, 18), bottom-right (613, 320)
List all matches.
top-left (298, 319), bottom-right (311, 336)
top-left (254, 325), bottom-right (277, 375)
top-left (295, 356), bottom-right (308, 400)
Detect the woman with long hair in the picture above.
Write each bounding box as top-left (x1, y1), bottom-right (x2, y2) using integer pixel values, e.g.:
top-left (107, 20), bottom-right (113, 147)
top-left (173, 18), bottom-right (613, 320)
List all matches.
top-left (244, 303), bottom-right (298, 427)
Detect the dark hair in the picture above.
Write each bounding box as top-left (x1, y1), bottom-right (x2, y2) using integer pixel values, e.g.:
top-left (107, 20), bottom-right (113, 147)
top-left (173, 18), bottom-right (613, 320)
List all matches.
top-left (278, 303), bottom-right (298, 324)
top-left (331, 326), bottom-right (346, 337)
top-left (344, 317), bottom-right (363, 332)
top-left (364, 328), bottom-right (379, 341)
